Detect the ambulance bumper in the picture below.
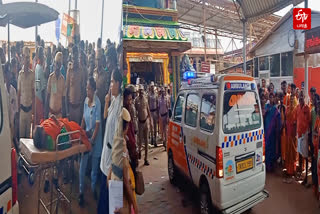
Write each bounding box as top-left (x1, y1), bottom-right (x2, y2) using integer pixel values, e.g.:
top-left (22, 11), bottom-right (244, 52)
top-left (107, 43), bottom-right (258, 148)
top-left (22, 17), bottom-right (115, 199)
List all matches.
top-left (12, 201), bottom-right (19, 214)
top-left (222, 190), bottom-right (269, 214)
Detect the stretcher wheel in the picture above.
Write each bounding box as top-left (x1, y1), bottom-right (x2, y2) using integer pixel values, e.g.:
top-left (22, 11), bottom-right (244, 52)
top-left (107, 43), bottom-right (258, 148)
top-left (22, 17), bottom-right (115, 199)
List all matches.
top-left (28, 171), bottom-right (35, 186)
top-left (18, 157), bottom-right (23, 171)
top-left (44, 179), bottom-right (50, 193)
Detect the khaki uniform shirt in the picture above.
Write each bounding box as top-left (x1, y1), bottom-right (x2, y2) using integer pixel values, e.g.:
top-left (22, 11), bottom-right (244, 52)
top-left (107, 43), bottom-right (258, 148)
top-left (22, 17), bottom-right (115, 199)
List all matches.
top-left (18, 68), bottom-right (34, 107)
top-left (66, 64), bottom-right (83, 105)
top-left (158, 96), bottom-right (169, 115)
top-left (135, 95), bottom-right (149, 121)
top-left (148, 93), bottom-right (158, 111)
top-left (47, 72), bottom-right (66, 113)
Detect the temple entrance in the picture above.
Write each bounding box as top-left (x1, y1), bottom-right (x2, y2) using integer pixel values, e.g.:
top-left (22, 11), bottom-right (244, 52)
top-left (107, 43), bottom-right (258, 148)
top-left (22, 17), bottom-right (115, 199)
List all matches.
top-left (130, 62), bottom-right (163, 85)
top-left (126, 52), bottom-right (170, 85)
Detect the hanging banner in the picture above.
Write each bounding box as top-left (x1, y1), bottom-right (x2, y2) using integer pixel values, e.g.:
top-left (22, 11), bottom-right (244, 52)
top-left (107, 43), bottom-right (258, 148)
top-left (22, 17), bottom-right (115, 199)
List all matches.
top-left (61, 13), bottom-right (75, 37)
top-left (201, 61), bottom-right (210, 73)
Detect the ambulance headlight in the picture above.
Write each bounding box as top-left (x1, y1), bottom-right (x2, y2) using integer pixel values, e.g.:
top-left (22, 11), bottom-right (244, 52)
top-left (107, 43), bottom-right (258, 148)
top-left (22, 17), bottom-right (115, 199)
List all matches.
top-left (251, 83), bottom-right (256, 90)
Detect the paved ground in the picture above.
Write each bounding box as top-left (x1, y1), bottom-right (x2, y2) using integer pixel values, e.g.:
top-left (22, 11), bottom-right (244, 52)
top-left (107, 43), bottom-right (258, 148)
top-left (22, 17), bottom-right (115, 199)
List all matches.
top-left (17, 143), bottom-right (320, 214)
top-left (18, 159), bottom-right (99, 214)
top-left (137, 145), bottom-right (320, 214)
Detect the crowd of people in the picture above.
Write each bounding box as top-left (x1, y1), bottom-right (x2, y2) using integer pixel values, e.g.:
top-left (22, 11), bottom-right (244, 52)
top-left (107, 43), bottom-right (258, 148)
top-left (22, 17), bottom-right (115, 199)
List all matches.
top-left (120, 80), bottom-right (173, 213)
top-left (123, 81), bottom-right (173, 165)
top-left (259, 79), bottom-right (320, 203)
top-left (0, 36), bottom-right (123, 213)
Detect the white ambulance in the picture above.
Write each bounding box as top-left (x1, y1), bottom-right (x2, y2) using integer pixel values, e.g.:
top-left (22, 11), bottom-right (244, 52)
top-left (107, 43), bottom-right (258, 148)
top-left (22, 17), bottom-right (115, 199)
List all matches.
top-left (167, 72), bottom-right (268, 214)
top-left (0, 65), bottom-right (19, 213)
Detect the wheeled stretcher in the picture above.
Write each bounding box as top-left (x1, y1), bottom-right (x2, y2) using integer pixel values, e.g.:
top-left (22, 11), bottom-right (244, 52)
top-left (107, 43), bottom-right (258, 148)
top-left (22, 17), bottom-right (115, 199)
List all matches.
top-left (18, 131), bottom-right (89, 214)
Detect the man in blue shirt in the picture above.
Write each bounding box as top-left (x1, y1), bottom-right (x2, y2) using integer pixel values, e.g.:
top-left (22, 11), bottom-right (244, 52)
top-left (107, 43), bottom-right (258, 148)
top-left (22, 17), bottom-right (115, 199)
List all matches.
top-left (79, 77), bottom-right (102, 206)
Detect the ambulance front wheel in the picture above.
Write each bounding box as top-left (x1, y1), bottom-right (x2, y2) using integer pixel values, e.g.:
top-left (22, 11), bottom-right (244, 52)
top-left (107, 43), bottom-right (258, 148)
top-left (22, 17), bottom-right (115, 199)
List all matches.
top-left (168, 151), bottom-right (177, 185)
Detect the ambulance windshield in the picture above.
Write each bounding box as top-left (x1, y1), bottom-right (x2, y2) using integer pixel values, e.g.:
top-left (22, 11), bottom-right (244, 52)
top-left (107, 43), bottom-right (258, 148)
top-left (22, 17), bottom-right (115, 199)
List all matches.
top-left (223, 91), bottom-right (261, 134)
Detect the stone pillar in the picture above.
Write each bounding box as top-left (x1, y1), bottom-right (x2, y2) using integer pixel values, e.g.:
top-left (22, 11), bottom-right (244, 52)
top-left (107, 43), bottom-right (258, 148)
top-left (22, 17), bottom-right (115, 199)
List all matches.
top-left (171, 52), bottom-right (181, 100)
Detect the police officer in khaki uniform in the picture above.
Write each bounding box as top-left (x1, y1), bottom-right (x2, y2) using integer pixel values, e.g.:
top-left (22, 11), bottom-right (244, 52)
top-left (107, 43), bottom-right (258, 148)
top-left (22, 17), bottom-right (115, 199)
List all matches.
top-left (17, 47), bottom-right (35, 138)
top-left (66, 46), bottom-right (85, 124)
top-left (135, 84), bottom-right (153, 166)
top-left (46, 52), bottom-right (67, 119)
top-left (164, 84), bottom-right (171, 107)
top-left (126, 84), bottom-right (138, 134)
top-left (148, 82), bottom-right (158, 147)
top-left (158, 87), bottom-right (170, 149)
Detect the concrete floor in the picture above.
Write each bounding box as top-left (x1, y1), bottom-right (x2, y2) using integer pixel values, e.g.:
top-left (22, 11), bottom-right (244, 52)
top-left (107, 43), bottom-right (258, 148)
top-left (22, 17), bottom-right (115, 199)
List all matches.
top-left (17, 144), bottom-right (320, 214)
top-left (18, 160), bottom-right (99, 214)
top-left (137, 146), bottom-right (320, 214)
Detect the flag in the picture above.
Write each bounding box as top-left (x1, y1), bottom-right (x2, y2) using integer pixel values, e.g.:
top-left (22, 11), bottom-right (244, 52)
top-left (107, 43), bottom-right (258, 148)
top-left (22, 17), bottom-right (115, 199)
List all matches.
top-left (55, 17), bottom-right (61, 42)
top-left (61, 13), bottom-right (75, 37)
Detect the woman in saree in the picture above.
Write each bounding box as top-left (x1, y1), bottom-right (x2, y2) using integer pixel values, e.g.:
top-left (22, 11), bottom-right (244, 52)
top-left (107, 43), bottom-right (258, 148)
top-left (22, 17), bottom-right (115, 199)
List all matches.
top-left (264, 93), bottom-right (281, 171)
top-left (284, 93), bottom-right (298, 183)
top-left (311, 94), bottom-right (319, 195)
top-left (260, 92), bottom-right (267, 119)
top-left (278, 92), bottom-right (286, 165)
top-left (312, 98), bottom-right (320, 200)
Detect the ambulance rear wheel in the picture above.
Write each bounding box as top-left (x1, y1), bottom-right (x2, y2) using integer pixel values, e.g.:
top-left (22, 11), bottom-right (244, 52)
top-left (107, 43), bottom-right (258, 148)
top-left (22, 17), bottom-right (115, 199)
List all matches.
top-left (200, 182), bottom-right (213, 214)
top-left (168, 151), bottom-right (177, 185)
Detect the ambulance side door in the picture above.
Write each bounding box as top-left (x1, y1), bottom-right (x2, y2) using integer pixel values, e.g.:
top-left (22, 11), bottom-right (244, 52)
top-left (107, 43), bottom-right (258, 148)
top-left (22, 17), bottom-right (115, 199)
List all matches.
top-left (183, 92), bottom-right (202, 184)
top-left (0, 67), bottom-right (14, 213)
top-left (169, 93), bottom-right (190, 177)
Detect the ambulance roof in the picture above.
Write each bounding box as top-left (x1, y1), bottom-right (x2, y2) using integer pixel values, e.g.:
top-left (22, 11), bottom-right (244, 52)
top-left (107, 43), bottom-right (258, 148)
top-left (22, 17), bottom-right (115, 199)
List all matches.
top-left (180, 73), bottom-right (254, 91)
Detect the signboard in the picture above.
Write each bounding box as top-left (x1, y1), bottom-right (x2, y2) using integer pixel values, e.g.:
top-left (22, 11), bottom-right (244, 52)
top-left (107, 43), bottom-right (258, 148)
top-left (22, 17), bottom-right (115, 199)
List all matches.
top-left (293, 8), bottom-right (311, 30)
top-left (139, 55), bottom-right (153, 62)
top-left (224, 82), bottom-right (252, 91)
top-left (61, 13), bottom-right (75, 37)
top-left (201, 61), bottom-right (210, 73)
top-left (305, 26), bottom-right (320, 54)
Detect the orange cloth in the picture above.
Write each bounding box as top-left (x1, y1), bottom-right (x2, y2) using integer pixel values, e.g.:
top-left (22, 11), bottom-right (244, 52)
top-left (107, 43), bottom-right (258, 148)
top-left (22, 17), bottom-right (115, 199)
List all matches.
top-left (40, 117), bottom-right (91, 151)
top-left (286, 96), bottom-right (298, 108)
top-left (296, 104), bottom-right (311, 138)
top-left (60, 118), bottom-right (91, 150)
top-left (281, 130), bottom-right (286, 160)
top-left (285, 102), bottom-right (297, 175)
top-left (283, 93), bottom-right (288, 107)
top-left (40, 118), bottom-right (65, 143)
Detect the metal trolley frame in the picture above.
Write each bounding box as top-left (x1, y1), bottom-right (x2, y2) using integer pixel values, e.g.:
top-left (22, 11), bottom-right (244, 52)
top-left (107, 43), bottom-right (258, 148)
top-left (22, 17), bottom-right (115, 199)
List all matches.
top-left (18, 130), bottom-right (83, 214)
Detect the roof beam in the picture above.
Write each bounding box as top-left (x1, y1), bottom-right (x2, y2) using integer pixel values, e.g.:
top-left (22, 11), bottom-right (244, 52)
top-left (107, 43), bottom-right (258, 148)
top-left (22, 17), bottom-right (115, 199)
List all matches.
top-left (178, 4), bottom-right (195, 19)
top-left (179, 22), bottom-right (244, 40)
top-left (177, 0), bottom-right (280, 41)
top-left (195, 12), bottom-right (219, 26)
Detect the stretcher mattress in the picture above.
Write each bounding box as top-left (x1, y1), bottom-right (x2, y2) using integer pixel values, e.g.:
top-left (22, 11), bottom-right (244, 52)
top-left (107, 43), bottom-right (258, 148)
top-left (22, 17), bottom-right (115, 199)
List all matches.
top-left (20, 138), bottom-right (88, 164)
